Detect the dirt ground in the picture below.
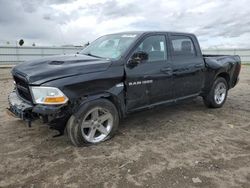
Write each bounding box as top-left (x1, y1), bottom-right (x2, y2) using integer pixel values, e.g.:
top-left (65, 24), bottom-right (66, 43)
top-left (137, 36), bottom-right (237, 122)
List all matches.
top-left (0, 66), bottom-right (250, 188)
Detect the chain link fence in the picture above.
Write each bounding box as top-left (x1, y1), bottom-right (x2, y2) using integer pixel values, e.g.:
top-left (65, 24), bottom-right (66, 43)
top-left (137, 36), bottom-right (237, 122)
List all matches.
top-left (0, 46), bottom-right (249, 65)
top-left (202, 49), bottom-right (250, 63)
top-left (0, 46), bottom-right (83, 65)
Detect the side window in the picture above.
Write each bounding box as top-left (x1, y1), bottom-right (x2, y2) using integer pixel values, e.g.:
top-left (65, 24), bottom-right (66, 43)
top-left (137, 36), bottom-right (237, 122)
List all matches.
top-left (135, 35), bottom-right (167, 62)
top-left (170, 36), bottom-right (196, 58)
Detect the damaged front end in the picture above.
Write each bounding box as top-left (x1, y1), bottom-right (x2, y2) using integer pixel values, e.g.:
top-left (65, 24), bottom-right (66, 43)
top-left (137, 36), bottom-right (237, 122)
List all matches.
top-left (7, 71), bottom-right (70, 137)
top-left (8, 91), bottom-right (37, 127)
top-left (8, 90), bottom-right (70, 137)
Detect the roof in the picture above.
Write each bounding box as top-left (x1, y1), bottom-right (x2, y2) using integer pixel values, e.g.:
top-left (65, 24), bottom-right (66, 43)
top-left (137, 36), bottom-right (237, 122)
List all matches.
top-left (108, 31), bottom-right (194, 36)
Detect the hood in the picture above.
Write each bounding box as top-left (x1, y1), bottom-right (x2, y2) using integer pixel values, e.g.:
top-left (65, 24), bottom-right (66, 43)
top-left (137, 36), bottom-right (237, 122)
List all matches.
top-left (12, 54), bottom-right (112, 85)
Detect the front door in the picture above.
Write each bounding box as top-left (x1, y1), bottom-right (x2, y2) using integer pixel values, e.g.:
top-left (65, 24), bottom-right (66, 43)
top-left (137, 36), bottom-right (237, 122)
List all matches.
top-left (125, 34), bottom-right (173, 111)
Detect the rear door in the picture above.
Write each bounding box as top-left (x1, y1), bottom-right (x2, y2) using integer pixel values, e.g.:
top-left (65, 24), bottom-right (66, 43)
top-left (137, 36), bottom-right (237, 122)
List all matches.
top-left (125, 34), bottom-right (173, 111)
top-left (169, 34), bottom-right (205, 98)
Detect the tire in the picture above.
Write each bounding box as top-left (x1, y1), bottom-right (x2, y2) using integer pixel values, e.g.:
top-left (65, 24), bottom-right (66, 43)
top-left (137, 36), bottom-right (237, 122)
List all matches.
top-left (66, 99), bottom-right (119, 147)
top-left (203, 77), bottom-right (228, 108)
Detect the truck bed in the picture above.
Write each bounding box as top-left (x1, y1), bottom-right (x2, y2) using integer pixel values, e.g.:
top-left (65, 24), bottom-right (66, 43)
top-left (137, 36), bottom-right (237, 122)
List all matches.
top-left (203, 54), bottom-right (240, 60)
top-left (203, 54), bottom-right (241, 89)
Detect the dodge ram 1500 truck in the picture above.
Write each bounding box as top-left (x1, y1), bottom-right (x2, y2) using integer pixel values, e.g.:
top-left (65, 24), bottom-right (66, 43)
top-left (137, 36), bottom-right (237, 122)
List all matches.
top-left (8, 31), bottom-right (241, 146)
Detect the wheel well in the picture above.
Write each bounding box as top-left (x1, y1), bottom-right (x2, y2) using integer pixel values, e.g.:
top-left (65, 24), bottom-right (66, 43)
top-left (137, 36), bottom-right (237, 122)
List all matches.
top-left (103, 95), bottom-right (124, 119)
top-left (217, 72), bottom-right (230, 86)
top-left (75, 93), bottom-right (125, 119)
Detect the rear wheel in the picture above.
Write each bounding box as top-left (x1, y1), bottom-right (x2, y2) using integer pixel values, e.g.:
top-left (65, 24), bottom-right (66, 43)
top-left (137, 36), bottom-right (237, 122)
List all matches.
top-left (203, 77), bottom-right (228, 108)
top-left (66, 99), bottom-right (119, 146)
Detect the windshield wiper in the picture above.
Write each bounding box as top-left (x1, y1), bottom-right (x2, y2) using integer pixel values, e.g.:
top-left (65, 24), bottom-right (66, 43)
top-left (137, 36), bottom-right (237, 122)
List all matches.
top-left (83, 53), bottom-right (102, 58)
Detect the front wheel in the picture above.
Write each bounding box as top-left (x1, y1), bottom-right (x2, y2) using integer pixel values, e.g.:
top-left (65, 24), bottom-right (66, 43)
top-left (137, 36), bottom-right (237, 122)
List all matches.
top-left (203, 77), bottom-right (228, 108)
top-left (66, 99), bottom-right (119, 146)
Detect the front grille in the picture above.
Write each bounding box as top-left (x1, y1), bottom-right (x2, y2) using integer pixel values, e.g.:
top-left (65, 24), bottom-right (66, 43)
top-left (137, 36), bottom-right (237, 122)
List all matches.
top-left (13, 74), bottom-right (32, 102)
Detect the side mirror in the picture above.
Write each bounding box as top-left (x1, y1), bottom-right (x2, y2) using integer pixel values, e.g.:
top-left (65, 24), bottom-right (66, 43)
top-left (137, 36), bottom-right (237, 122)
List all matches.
top-left (128, 51), bottom-right (148, 67)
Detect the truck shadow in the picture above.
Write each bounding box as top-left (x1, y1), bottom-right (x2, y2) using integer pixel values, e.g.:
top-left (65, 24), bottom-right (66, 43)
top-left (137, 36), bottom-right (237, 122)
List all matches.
top-left (118, 97), bottom-right (211, 134)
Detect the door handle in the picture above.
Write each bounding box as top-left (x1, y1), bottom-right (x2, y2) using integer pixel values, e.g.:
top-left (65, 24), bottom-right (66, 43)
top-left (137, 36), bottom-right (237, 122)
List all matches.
top-left (160, 67), bottom-right (172, 74)
top-left (172, 67), bottom-right (190, 75)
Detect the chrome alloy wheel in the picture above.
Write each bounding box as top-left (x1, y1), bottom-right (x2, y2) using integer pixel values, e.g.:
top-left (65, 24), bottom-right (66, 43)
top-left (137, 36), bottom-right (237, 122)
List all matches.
top-left (214, 82), bottom-right (227, 105)
top-left (81, 107), bottom-right (113, 143)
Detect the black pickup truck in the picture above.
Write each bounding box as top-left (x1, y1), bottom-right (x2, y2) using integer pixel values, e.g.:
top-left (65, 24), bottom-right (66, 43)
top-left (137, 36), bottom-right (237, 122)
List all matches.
top-left (8, 31), bottom-right (241, 146)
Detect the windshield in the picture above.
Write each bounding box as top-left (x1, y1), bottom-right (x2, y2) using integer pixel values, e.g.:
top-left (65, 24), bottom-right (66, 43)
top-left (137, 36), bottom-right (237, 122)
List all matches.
top-left (80, 33), bottom-right (139, 59)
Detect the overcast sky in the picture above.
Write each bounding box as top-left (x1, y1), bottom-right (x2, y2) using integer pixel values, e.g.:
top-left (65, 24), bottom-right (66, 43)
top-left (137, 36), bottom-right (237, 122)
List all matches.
top-left (0, 0), bottom-right (250, 48)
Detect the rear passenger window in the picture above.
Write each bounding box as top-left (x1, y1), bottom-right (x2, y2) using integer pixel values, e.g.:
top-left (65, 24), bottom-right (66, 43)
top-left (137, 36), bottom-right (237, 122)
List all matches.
top-left (170, 36), bottom-right (196, 57)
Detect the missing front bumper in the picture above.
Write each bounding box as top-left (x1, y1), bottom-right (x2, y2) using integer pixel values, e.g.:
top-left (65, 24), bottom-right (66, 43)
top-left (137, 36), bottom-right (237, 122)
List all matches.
top-left (8, 91), bottom-right (34, 120)
top-left (7, 91), bottom-right (70, 133)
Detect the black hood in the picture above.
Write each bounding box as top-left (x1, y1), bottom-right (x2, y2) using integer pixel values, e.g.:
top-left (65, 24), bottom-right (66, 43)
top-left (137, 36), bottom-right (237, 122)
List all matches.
top-left (12, 54), bottom-right (112, 85)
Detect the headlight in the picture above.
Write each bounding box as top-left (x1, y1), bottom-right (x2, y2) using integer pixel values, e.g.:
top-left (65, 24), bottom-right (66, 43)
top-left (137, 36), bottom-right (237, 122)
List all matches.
top-left (30, 86), bottom-right (68, 105)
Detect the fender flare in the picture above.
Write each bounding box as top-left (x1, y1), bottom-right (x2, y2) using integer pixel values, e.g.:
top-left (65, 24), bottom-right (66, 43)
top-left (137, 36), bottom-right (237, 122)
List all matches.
top-left (73, 91), bottom-right (126, 119)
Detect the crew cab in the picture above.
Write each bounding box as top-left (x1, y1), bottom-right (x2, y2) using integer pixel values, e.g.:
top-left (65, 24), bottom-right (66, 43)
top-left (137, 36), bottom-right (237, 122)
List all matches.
top-left (8, 31), bottom-right (241, 146)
